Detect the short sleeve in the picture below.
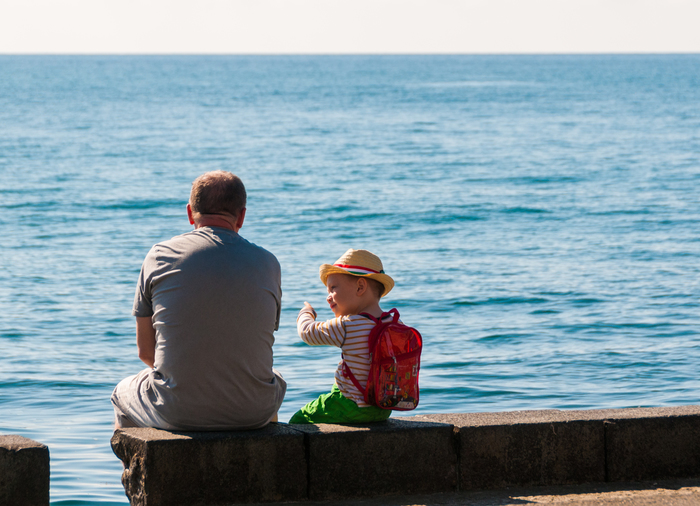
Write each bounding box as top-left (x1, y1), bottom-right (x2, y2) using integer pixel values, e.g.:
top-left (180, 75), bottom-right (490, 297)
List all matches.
top-left (132, 246), bottom-right (157, 318)
top-left (273, 260), bottom-right (282, 331)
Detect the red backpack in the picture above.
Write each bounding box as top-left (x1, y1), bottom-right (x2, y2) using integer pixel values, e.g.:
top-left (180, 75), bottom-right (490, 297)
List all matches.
top-left (342, 308), bottom-right (422, 411)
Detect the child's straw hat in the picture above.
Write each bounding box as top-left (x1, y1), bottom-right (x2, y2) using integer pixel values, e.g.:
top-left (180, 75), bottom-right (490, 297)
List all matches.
top-left (319, 249), bottom-right (394, 297)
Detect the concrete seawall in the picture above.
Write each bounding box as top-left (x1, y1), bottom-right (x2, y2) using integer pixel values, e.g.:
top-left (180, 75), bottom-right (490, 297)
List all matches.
top-left (0, 435), bottom-right (50, 506)
top-left (111, 405), bottom-right (700, 506)
top-left (412, 406), bottom-right (700, 487)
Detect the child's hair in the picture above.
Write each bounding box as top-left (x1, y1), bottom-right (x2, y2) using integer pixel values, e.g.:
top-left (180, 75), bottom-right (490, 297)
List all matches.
top-left (367, 278), bottom-right (384, 299)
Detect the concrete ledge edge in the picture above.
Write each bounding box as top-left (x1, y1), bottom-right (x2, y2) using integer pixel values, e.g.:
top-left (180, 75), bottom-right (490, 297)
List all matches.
top-left (110, 405), bottom-right (700, 505)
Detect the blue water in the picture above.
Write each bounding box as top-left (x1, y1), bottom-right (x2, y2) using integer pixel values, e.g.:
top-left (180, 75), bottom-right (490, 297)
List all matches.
top-left (1, 55), bottom-right (699, 503)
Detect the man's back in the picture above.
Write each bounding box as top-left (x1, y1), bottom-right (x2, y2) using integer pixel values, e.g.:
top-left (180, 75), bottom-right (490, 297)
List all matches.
top-left (131, 226), bottom-right (284, 430)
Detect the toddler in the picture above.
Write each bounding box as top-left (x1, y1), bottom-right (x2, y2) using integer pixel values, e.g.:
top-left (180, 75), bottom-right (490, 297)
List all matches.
top-left (288, 248), bottom-right (396, 424)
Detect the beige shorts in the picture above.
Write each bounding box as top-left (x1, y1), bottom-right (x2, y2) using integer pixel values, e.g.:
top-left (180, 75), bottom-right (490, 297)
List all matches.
top-left (111, 368), bottom-right (286, 429)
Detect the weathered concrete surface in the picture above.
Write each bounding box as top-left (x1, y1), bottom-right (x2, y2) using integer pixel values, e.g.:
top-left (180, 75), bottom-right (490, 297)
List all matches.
top-left (0, 435), bottom-right (50, 506)
top-left (111, 423), bottom-right (306, 506)
top-left (405, 411), bottom-right (605, 490)
top-left (603, 407), bottom-right (700, 482)
top-left (405, 405), bottom-right (700, 490)
top-left (290, 418), bottom-right (458, 500)
top-left (111, 406), bottom-right (700, 504)
top-left (562, 405), bottom-right (700, 422)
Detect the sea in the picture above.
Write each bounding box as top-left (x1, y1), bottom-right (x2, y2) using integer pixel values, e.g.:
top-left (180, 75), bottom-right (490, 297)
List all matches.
top-left (1, 54), bottom-right (699, 504)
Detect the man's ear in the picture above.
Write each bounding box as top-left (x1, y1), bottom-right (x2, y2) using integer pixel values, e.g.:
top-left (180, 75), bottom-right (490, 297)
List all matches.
top-left (235, 207), bottom-right (246, 231)
top-left (186, 204), bottom-right (195, 225)
top-left (356, 277), bottom-right (368, 296)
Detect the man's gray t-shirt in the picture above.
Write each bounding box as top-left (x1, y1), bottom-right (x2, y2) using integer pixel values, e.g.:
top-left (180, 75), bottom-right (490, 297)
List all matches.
top-left (121, 226), bottom-right (285, 430)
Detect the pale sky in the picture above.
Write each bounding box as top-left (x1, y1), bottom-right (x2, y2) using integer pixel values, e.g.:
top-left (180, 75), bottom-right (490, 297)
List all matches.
top-left (1, 0), bottom-right (699, 54)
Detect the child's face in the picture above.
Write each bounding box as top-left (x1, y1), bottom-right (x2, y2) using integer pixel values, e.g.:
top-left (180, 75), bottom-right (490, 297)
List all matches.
top-left (326, 274), bottom-right (361, 317)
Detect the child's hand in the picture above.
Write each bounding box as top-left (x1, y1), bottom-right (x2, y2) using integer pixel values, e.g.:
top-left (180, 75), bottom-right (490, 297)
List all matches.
top-left (302, 301), bottom-right (317, 319)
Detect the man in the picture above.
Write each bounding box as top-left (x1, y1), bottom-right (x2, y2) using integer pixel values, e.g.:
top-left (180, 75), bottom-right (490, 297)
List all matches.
top-left (111, 171), bottom-right (286, 430)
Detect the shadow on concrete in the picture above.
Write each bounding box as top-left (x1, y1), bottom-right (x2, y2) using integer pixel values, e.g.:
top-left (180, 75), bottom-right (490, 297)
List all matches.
top-left (262, 478), bottom-right (700, 506)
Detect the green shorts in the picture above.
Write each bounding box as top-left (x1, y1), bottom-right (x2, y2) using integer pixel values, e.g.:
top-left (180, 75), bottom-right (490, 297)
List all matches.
top-left (288, 384), bottom-right (391, 424)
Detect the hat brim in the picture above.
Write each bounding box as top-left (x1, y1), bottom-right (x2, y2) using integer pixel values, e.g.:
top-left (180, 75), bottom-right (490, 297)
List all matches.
top-left (320, 264), bottom-right (394, 298)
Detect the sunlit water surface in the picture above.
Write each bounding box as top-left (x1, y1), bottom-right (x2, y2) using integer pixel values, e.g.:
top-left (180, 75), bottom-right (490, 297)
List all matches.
top-left (1, 55), bottom-right (699, 503)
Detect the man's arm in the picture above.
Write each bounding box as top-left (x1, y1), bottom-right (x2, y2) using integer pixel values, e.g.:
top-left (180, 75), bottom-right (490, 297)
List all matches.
top-left (136, 316), bottom-right (156, 368)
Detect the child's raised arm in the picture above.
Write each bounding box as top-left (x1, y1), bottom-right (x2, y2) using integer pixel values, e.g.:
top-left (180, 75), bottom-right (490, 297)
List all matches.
top-left (297, 303), bottom-right (345, 348)
top-left (302, 301), bottom-right (317, 318)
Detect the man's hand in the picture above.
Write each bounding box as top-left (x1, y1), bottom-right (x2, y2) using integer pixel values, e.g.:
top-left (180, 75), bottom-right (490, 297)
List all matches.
top-left (136, 317), bottom-right (156, 368)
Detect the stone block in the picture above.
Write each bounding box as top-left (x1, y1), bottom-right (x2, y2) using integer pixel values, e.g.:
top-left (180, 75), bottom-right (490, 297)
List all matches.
top-left (290, 418), bottom-right (457, 500)
top-left (406, 411), bottom-right (605, 490)
top-left (603, 406), bottom-right (700, 481)
top-left (0, 435), bottom-right (50, 506)
top-left (111, 423), bottom-right (306, 506)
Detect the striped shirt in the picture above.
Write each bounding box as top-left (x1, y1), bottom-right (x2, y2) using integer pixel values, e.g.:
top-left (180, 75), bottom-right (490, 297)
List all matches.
top-left (297, 308), bottom-right (388, 407)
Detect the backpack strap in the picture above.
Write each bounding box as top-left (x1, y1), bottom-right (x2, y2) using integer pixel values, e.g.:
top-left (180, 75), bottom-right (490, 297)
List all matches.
top-left (359, 308), bottom-right (400, 324)
top-left (361, 309), bottom-right (400, 351)
top-left (342, 309), bottom-right (402, 398)
top-left (342, 361), bottom-right (366, 395)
